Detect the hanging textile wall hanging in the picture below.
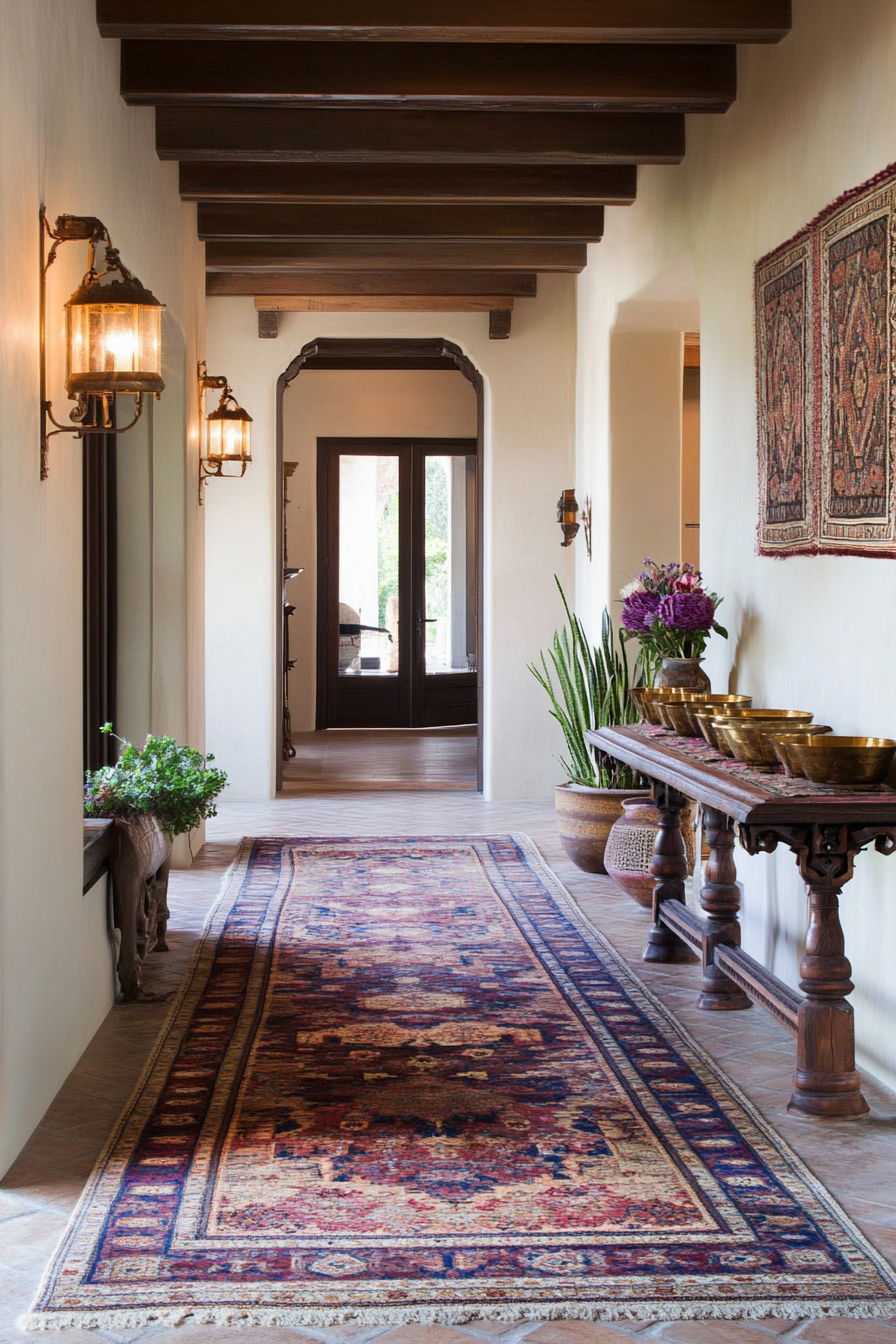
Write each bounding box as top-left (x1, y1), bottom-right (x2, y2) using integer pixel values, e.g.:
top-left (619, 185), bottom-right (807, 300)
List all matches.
top-left (756, 162), bottom-right (896, 558)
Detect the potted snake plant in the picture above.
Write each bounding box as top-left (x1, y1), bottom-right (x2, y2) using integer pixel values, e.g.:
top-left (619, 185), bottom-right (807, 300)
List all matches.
top-left (530, 579), bottom-right (647, 874)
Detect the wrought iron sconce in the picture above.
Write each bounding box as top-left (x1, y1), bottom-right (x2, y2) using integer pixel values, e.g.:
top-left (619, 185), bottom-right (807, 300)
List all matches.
top-left (40, 209), bottom-right (165, 480)
top-left (198, 361), bottom-right (253, 503)
top-left (557, 489), bottom-right (580, 547)
top-left (557, 489), bottom-right (592, 559)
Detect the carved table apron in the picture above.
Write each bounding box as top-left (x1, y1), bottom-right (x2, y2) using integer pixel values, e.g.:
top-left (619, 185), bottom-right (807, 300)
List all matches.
top-left (588, 724), bottom-right (896, 1120)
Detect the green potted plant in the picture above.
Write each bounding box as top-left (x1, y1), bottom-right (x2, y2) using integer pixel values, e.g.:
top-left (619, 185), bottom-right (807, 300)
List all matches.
top-left (84, 726), bottom-right (228, 998)
top-left (530, 579), bottom-right (647, 874)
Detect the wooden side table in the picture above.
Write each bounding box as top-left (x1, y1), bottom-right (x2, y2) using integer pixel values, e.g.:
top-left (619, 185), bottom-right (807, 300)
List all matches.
top-left (588, 724), bottom-right (896, 1120)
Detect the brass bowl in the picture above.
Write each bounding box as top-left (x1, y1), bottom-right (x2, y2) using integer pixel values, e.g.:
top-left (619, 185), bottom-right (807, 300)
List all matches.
top-left (629, 687), bottom-right (654, 723)
top-left (696, 702), bottom-right (756, 750)
top-left (712, 709), bottom-right (813, 760)
top-left (790, 737), bottom-right (896, 788)
top-left (683, 694), bottom-right (752, 736)
top-left (719, 716), bottom-right (815, 769)
top-left (768, 727), bottom-right (834, 777)
top-left (653, 689), bottom-right (696, 729)
top-left (662, 700), bottom-right (704, 736)
top-left (638, 687), bottom-right (683, 726)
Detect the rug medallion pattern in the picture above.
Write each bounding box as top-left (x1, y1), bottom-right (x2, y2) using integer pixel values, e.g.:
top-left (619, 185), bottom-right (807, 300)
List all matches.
top-left (28, 837), bottom-right (896, 1328)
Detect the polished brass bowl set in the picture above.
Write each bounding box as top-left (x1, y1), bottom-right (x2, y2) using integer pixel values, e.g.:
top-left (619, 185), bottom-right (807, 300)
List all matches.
top-left (632, 688), bottom-right (895, 788)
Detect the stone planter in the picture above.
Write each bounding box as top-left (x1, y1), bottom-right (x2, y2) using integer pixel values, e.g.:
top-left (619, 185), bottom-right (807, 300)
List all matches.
top-left (604, 796), bottom-right (698, 907)
top-left (109, 814), bottom-right (173, 1000)
top-left (555, 783), bottom-right (651, 875)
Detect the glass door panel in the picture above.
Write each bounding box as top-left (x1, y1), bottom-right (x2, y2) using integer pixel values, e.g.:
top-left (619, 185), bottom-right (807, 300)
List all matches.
top-left (424, 454), bottom-right (477, 675)
top-left (337, 454), bottom-right (399, 678)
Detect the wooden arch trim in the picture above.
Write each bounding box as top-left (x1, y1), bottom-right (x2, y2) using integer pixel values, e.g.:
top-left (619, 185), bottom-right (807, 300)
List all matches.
top-left (275, 335), bottom-right (485, 791)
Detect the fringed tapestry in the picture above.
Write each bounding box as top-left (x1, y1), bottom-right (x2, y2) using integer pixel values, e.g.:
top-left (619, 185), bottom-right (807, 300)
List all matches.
top-left (756, 162), bottom-right (896, 558)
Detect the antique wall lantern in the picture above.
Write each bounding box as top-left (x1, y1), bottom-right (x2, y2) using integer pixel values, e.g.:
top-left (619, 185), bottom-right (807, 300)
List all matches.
top-left (198, 361), bottom-right (253, 503)
top-left (40, 209), bottom-right (165, 480)
top-left (557, 489), bottom-right (592, 559)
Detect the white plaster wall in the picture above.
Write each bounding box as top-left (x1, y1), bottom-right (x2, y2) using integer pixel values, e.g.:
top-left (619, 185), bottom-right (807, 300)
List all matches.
top-left (576, 0), bottom-right (896, 1091)
top-left (205, 280), bottom-right (577, 800)
top-left (282, 369), bottom-right (478, 729)
top-left (0, 0), bottom-right (204, 1171)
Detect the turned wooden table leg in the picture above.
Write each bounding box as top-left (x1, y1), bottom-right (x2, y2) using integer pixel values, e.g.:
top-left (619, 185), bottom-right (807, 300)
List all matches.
top-left (698, 807), bottom-right (752, 1011)
top-left (791, 877), bottom-right (867, 1119)
top-left (643, 783), bottom-right (699, 965)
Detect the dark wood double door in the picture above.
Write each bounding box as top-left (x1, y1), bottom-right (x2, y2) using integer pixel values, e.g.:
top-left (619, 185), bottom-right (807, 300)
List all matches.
top-left (317, 438), bottom-right (478, 729)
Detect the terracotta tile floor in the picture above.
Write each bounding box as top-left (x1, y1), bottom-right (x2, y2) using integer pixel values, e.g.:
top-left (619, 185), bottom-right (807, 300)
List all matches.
top-left (281, 728), bottom-right (478, 790)
top-left (3, 790), bottom-right (896, 1343)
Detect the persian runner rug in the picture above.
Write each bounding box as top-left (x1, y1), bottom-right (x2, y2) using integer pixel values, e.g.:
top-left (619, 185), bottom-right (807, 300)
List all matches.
top-left (27, 836), bottom-right (896, 1330)
top-left (756, 161), bottom-right (896, 557)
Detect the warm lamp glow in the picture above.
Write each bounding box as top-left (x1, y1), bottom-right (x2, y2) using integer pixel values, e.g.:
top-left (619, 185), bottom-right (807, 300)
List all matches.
top-left (205, 403), bottom-right (252, 464)
top-left (39, 210), bottom-right (167, 480)
top-left (198, 360), bottom-right (253, 502)
top-left (65, 276), bottom-right (164, 398)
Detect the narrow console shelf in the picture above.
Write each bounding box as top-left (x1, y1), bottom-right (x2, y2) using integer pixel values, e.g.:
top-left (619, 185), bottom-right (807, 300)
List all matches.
top-left (588, 723), bottom-right (896, 1120)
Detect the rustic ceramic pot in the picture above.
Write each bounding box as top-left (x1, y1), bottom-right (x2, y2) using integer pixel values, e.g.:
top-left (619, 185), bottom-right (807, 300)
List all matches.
top-left (654, 657), bottom-right (711, 692)
top-left (604, 796), bottom-right (697, 907)
top-left (554, 783), bottom-right (650, 875)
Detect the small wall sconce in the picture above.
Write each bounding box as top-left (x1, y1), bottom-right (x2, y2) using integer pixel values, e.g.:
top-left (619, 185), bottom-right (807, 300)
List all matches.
top-left (198, 361), bottom-right (253, 503)
top-left (557, 489), bottom-right (593, 559)
top-left (40, 209), bottom-right (165, 480)
top-left (557, 489), bottom-right (580, 547)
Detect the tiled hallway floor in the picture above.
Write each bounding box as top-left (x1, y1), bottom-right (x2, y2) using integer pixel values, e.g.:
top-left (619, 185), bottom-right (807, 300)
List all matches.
top-left (281, 729), bottom-right (478, 790)
top-left (3, 791), bottom-right (896, 1343)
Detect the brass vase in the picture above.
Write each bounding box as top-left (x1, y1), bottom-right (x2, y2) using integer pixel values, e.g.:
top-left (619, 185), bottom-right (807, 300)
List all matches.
top-left (654, 657), bottom-right (711, 692)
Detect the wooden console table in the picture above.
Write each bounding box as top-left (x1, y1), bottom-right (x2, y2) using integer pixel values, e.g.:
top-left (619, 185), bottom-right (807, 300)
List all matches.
top-left (587, 724), bottom-right (896, 1120)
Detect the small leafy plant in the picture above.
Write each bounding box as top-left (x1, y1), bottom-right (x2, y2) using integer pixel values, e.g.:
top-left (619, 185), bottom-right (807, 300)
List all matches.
top-left (84, 726), bottom-right (228, 838)
top-left (530, 578), bottom-right (645, 790)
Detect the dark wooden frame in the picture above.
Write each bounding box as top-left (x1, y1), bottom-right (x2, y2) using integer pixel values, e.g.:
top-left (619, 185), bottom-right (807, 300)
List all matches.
top-left (315, 437), bottom-right (478, 732)
top-left (276, 337), bottom-right (484, 789)
top-left (82, 411), bottom-right (118, 773)
top-left (589, 724), bottom-right (896, 1120)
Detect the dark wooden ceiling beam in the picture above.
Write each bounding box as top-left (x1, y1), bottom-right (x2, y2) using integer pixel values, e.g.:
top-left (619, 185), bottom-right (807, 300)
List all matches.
top-left (206, 270), bottom-right (539, 296)
top-left (98, 0), bottom-right (792, 44)
top-left (122, 41), bottom-right (736, 114)
top-left (196, 202), bottom-right (604, 240)
top-left (180, 162), bottom-right (637, 204)
top-left (157, 108), bottom-right (685, 164)
top-left (205, 239), bottom-right (588, 272)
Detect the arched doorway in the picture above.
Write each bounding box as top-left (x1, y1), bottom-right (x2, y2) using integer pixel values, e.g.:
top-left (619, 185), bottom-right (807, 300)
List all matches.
top-left (275, 337), bottom-right (484, 791)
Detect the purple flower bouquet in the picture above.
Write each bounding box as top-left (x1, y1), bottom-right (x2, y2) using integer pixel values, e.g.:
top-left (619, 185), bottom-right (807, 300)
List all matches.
top-left (620, 560), bottom-right (727, 668)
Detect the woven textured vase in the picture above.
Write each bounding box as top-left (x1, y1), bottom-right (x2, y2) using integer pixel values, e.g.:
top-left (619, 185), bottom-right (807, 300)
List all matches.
top-left (604, 796), bottom-right (697, 907)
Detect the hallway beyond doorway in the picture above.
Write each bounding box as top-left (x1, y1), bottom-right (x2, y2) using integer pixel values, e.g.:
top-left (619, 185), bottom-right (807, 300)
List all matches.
top-left (281, 726), bottom-right (478, 791)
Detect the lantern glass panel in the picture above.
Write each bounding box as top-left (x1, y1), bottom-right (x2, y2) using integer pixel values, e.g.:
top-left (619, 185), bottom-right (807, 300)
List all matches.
top-left (68, 302), bottom-right (161, 381)
top-left (206, 415), bottom-right (251, 463)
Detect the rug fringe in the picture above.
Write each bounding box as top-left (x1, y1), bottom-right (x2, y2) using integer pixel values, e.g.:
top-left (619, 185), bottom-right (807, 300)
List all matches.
top-left (20, 1296), bottom-right (896, 1332)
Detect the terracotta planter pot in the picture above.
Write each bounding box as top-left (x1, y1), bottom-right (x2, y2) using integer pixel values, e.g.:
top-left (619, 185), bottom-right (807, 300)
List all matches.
top-left (555, 783), bottom-right (651, 875)
top-left (604, 796), bottom-right (698, 907)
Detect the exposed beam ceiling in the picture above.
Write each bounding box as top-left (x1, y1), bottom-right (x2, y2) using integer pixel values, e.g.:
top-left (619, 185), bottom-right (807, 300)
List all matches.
top-left (204, 239), bottom-right (589, 272)
top-left (196, 203), bottom-right (605, 241)
top-left (206, 271), bottom-right (539, 296)
top-left (157, 108), bottom-right (686, 165)
top-left (97, 1), bottom-right (791, 322)
top-left (122, 41), bottom-right (736, 114)
top-left (179, 163), bottom-right (638, 204)
top-left (98, 0), bottom-right (792, 45)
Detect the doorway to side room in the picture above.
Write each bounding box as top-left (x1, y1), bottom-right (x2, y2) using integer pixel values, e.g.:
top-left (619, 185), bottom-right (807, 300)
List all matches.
top-left (277, 339), bottom-right (482, 792)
